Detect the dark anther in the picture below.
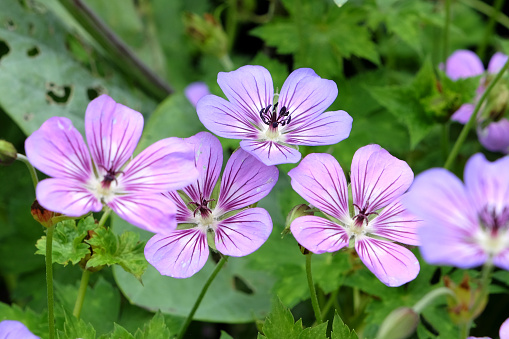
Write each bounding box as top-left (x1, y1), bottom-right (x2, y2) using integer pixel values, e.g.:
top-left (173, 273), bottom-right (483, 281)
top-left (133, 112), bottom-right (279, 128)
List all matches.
top-left (189, 197), bottom-right (215, 218)
top-left (259, 102), bottom-right (292, 129)
top-left (352, 203), bottom-right (378, 226)
top-left (100, 165), bottom-right (123, 187)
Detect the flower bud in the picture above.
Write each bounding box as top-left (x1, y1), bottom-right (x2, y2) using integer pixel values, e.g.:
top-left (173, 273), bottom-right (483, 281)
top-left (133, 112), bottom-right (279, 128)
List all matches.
top-left (0, 140), bottom-right (17, 166)
top-left (31, 200), bottom-right (60, 228)
top-left (443, 274), bottom-right (487, 325)
top-left (377, 307), bottom-right (419, 339)
top-left (184, 12), bottom-right (228, 59)
top-left (282, 204), bottom-right (314, 237)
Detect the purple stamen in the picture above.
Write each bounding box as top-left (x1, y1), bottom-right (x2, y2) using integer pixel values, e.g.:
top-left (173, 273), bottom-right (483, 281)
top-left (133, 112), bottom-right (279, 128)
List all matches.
top-left (259, 101), bottom-right (292, 129)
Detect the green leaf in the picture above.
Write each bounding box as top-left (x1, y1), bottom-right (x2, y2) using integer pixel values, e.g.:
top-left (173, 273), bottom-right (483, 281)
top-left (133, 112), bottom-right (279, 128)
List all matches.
top-left (259, 297), bottom-right (303, 339)
top-left (35, 216), bottom-right (97, 266)
top-left (331, 311), bottom-right (358, 339)
top-left (102, 324), bottom-right (134, 339)
top-left (86, 227), bottom-right (148, 281)
top-left (58, 309), bottom-right (96, 339)
top-left (299, 322), bottom-right (328, 339)
top-left (133, 312), bottom-right (172, 339)
top-left (0, 0), bottom-right (155, 136)
top-left (220, 331), bottom-right (235, 339)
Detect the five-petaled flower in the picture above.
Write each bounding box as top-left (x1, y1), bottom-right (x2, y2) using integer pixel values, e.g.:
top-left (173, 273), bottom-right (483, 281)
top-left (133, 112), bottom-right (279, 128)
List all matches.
top-left (144, 131), bottom-right (278, 278)
top-left (196, 65), bottom-right (353, 166)
top-left (403, 153), bottom-right (509, 271)
top-left (445, 49), bottom-right (509, 153)
top-left (289, 145), bottom-right (420, 287)
top-left (25, 94), bottom-right (199, 234)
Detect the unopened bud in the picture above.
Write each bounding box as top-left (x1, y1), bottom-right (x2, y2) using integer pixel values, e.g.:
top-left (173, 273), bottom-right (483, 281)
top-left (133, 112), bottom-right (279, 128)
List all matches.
top-left (377, 307), bottom-right (419, 339)
top-left (282, 204), bottom-right (314, 237)
top-left (184, 12), bottom-right (228, 58)
top-left (31, 200), bottom-right (60, 228)
top-left (0, 140), bottom-right (17, 166)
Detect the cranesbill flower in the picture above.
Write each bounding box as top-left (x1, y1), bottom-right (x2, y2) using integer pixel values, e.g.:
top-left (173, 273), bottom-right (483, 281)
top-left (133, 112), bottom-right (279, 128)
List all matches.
top-left (144, 131), bottom-right (278, 278)
top-left (196, 66), bottom-right (353, 166)
top-left (446, 50), bottom-right (509, 153)
top-left (403, 153), bottom-right (509, 271)
top-left (0, 320), bottom-right (39, 339)
top-left (25, 94), bottom-right (198, 234)
top-left (289, 145), bottom-right (420, 287)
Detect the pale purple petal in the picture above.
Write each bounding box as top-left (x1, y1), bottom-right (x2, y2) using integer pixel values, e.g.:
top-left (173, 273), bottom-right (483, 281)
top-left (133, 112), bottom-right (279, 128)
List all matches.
top-left (36, 178), bottom-right (101, 217)
top-left (182, 132), bottom-right (223, 202)
top-left (217, 65), bottom-right (273, 125)
top-left (477, 119), bottom-right (509, 153)
top-left (369, 199), bottom-right (420, 246)
top-left (351, 145), bottom-right (413, 213)
top-left (119, 137), bottom-right (198, 193)
top-left (25, 117), bottom-right (93, 181)
top-left (278, 68), bottom-right (338, 130)
top-left (464, 153), bottom-right (509, 219)
top-left (500, 317), bottom-right (509, 339)
top-left (494, 248), bottom-right (509, 271)
top-left (445, 50), bottom-right (484, 80)
top-left (214, 208), bottom-right (272, 257)
top-left (355, 237), bottom-right (419, 287)
top-left (488, 52), bottom-right (509, 74)
top-left (402, 168), bottom-right (484, 267)
top-left (185, 82), bottom-right (210, 107)
top-left (145, 229), bottom-right (209, 278)
top-left (108, 193), bottom-right (177, 234)
top-left (0, 320), bottom-right (39, 339)
top-left (283, 110), bottom-right (353, 146)
top-left (451, 103), bottom-right (475, 124)
top-left (197, 95), bottom-right (262, 140)
top-left (85, 94), bottom-right (143, 175)
top-left (290, 216), bottom-right (349, 254)
top-left (216, 149), bottom-right (278, 213)
top-left (288, 153), bottom-right (350, 222)
top-left (164, 191), bottom-right (194, 224)
top-left (239, 139), bottom-right (301, 166)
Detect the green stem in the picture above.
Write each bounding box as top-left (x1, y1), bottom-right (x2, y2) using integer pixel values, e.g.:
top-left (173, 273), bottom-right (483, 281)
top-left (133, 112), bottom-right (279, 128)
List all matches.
top-left (412, 287), bottom-right (457, 314)
top-left (46, 226), bottom-right (55, 339)
top-left (305, 253), bottom-right (322, 324)
top-left (72, 269), bottom-right (91, 319)
top-left (321, 286), bottom-right (340, 318)
top-left (16, 154), bottom-right (38, 191)
top-left (443, 0), bottom-right (451, 72)
top-left (177, 256), bottom-right (228, 339)
top-left (441, 123), bottom-right (450, 162)
top-left (465, 262), bottom-right (493, 336)
top-left (477, 0), bottom-right (505, 59)
top-left (219, 54), bottom-right (234, 71)
top-left (460, 323), bottom-right (469, 339)
top-left (57, 0), bottom-right (173, 100)
top-left (225, 0), bottom-right (238, 52)
top-left (444, 58), bottom-right (509, 170)
top-left (98, 208), bottom-right (112, 228)
top-left (461, 0), bottom-right (509, 31)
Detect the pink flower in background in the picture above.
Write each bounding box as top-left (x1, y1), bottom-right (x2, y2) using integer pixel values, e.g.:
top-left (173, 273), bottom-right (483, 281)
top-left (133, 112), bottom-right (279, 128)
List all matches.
top-left (185, 82), bottom-right (210, 107)
top-left (403, 154), bottom-right (509, 270)
top-left (26, 94), bottom-right (198, 234)
top-left (289, 145), bottom-right (420, 287)
top-left (196, 65), bottom-right (353, 165)
top-left (467, 317), bottom-right (509, 339)
top-left (445, 50), bottom-right (509, 153)
top-left (0, 320), bottom-right (39, 339)
top-left (145, 132), bottom-right (278, 278)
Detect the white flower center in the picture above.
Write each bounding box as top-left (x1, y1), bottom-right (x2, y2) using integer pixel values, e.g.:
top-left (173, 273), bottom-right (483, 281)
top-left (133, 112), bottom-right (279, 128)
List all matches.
top-left (474, 228), bottom-right (509, 256)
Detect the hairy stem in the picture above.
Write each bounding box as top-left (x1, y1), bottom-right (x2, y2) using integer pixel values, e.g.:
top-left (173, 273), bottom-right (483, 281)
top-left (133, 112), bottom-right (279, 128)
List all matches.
top-left (46, 226), bottom-right (55, 339)
top-left (444, 58), bottom-right (509, 170)
top-left (16, 154), bottom-right (38, 191)
top-left (73, 269), bottom-right (91, 319)
top-left (177, 256), bottom-right (228, 339)
top-left (306, 253), bottom-right (323, 324)
top-left (58, 0), bottom-right (173, 100)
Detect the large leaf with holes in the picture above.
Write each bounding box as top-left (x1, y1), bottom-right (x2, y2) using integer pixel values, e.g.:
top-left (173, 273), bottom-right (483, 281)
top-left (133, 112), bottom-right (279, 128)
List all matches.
top-left (0, 0), bottom-right (155, 136)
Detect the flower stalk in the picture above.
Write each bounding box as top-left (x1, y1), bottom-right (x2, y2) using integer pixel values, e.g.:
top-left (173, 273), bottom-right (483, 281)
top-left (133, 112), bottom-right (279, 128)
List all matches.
top-left (306, 253), bottom-right (323, 324)
top-left (73, 269), bottom-right (91, 319)
top-left (16, 154), bottom-right (38, 191)
top-left (46, 225), bottom-right (55, 339)
top-left (177, 256), bottom-right (228, 339)
top-left (444, 58), bottom-right (509, 170)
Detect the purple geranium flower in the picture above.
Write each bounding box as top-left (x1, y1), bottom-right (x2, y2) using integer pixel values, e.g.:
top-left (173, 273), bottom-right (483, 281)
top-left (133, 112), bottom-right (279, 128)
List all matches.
top-left (445, 50), bottom-right (509, 153)
top-left (185, 82), bottom-right (210, 107)
top-left (0, 320), bottom-right (39, 339)
top-left (25, 94), bottom-right (199, 234)
top-left (289, 145), bottom-right (420, 287)
top-left (144, 132), bottom-right (278, 278)
top-left (196, 65), bottom-right (353, 165)
top-left (403, 153), bottom-right (509, 270)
